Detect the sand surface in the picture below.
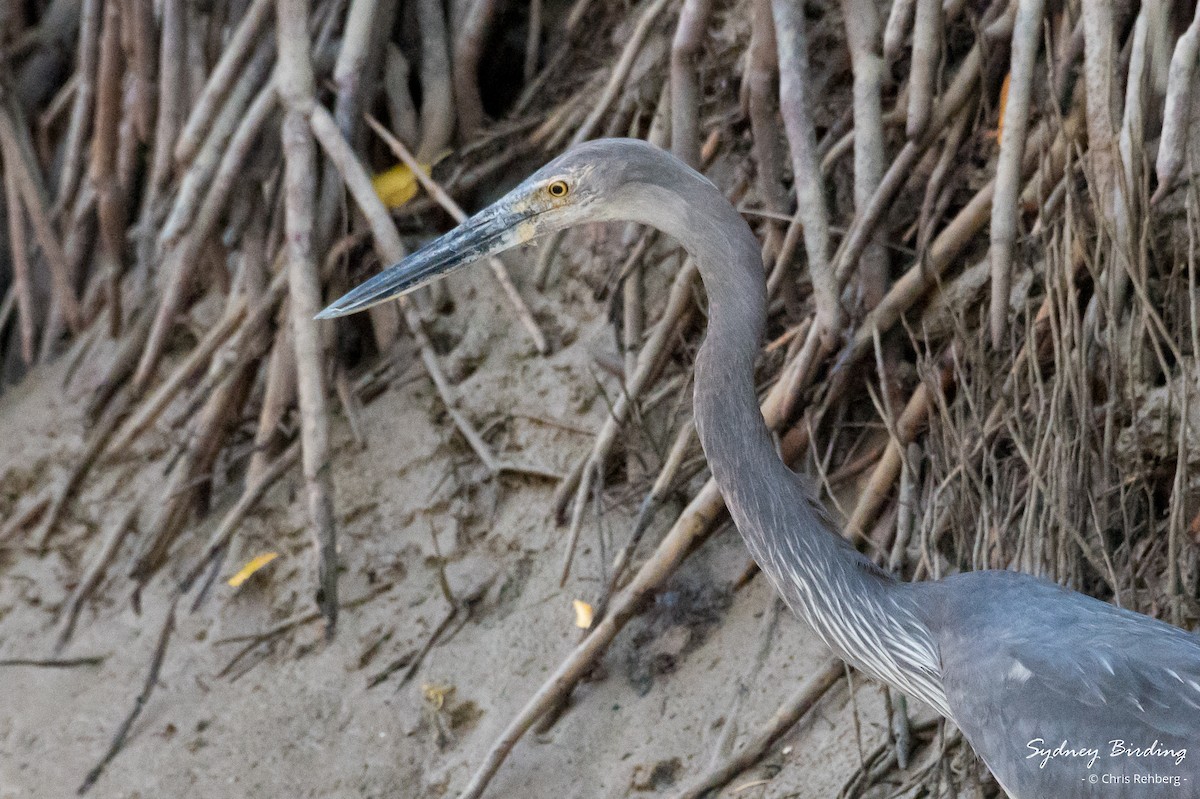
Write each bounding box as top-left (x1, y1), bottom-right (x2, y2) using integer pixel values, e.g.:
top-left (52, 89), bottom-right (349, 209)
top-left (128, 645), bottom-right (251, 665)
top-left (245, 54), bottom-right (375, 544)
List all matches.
top-left (0, 251), bottom-right (904, 798)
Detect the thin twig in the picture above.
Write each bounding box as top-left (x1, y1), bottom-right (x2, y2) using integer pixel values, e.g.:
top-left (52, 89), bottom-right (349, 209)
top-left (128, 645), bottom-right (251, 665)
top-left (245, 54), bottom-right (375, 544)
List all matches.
top-left (0, 99), bottom-right (82, 330)
top-left (55, 0), bottom-right (102, 207)
top-left (671, 660), bottom-right (843, 799)
top-left (571, 0), bottom-right (673, 146)
top-left (77, 597), bottom-right (178, 794)
top-left (556, 260), bottom-right (699, 582)
top-left (55, 505), bottom-right (137, 651)
top-left (2, 145), bottom-right (35, 363)
top-left (176, 0), bottom-right (273, 165)
top-left (0, 655), bottom-right (105, 668)
top-left (214, 583), bottom-right (393, 678)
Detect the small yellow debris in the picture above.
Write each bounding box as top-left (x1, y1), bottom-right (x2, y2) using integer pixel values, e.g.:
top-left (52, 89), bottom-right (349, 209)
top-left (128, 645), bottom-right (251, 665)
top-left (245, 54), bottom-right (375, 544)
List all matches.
top-left (572, 599), bottom-right (594, 629)
top-left (372, 149), bottom-right (452, 209)
top-left (422, 682), bottom-right (455, 710)
top-left (372, 162), bottom-right (429, 209)
top-left (226, 552), bottom-right (279, 588)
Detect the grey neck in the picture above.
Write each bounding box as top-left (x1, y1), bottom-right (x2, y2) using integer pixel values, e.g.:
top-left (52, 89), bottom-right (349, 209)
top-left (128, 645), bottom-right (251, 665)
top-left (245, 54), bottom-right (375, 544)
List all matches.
top-left (637, 170), bottom-right (952, 718)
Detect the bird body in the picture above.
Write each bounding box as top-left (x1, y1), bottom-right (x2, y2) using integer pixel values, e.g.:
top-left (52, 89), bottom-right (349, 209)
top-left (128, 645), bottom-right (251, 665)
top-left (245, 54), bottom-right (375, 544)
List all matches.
top-left (321, 139), bottom-right (1200, 797)
top-left (928, 570), bottom-right (1200, 797)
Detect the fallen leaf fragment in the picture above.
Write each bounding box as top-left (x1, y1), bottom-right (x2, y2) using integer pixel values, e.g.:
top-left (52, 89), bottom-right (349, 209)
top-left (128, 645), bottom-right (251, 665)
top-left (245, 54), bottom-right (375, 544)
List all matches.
top-left (422, 682), bottom-right (455, 710)
top-left (573, 599), bottom-right (594, 629)
top-left (226, 552), bottom-right (279, 588)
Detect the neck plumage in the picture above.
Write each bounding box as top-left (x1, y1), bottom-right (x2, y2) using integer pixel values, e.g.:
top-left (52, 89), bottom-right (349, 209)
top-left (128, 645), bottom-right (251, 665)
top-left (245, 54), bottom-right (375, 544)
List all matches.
top-left (647, 171), bottom-right (951, 718)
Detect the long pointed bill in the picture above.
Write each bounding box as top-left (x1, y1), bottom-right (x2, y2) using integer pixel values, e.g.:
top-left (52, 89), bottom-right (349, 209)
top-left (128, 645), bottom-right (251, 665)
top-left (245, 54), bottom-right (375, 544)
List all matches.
top-left (315, 202), bottom-right (536, 319)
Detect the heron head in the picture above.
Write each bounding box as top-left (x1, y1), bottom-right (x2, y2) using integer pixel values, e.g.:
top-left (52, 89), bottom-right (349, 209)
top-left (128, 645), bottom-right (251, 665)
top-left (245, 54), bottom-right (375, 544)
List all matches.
top-left (316, 139), bottom-right (698, 319)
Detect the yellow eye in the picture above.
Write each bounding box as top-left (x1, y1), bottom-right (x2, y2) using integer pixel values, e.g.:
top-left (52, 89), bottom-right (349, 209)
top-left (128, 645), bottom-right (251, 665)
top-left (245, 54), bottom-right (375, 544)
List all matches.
top-left (547, 180), bottom-right (569, 198)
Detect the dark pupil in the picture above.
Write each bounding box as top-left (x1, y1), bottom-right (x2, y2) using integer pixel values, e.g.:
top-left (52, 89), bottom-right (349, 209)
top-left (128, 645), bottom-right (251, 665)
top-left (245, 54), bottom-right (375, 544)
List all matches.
top-left (552, 184), bottom-right (564, 195)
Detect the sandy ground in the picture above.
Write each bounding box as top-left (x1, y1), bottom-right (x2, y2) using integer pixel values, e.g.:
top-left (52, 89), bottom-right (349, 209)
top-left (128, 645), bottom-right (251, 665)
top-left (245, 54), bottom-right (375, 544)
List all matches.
top-left (0, 251), bottom-right (904, 799)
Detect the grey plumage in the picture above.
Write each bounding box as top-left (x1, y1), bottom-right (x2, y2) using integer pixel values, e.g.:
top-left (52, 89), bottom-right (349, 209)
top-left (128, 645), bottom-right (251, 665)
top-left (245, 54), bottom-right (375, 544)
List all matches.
top-left (928, 571), bottom-right (1200, 796)
top-left (320, 139), bottom-right (1200, 798)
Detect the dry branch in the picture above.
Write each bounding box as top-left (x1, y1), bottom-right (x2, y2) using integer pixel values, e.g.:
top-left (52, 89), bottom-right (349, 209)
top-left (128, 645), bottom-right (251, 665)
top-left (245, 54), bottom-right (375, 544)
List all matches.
top-left (146, 0), bottom-right (185, 193)
top-left (313, 107), bottom-right (554, 480)
top-left (670, 660), bottom-right (843, 799)
top-left (460, 412), bottom-right (816, 799)
top-left (0, 496), bottom-right (49, 544)
top-left (453, 0), bottom-right (502, 136)
top-left (55, 506), bottom-right (137, 651)
top-left (277, 0), bottom-right (339, 639)
top-left (906, 0), bottom-right (941, 140)
top-left (988, 0), bottom-right (1046, 348)
top-left (416, 0), bottom-right (455, 160)
top-left (0, 655), bottom-right (104, 668)
top-left (747, 0), bottom-right (787, 259)
top-left (108, 299), bottom-right (247, 456)
top-left (182, 441), bottom-right (302, 592)
top-left (1081, 0), bottom-right (1118, 225)
top-left (174, 0), bottom-right (273, 165)
top-left (571, 0), bottom-right (673, 146)
top-left (840, 0), bottom-right (886, 312)
top-left (248, 322), bottom-right (298, 484)
top-left (882, 0), bottom-right (917, 64)
top-left (1154, 3), bottom-right (1200, 203)
top-left (670, 0), bottom-right (713, 167)
top-left (772, 0), bottom-right (840, 340)
top-left (0, 99), bottom-right (81, 331)
top-left (846, 365), bottom-right (948, 539)
top-left (3, 148), bottom-right (34, 363)
top-left (134, 41), bottom-right (277, 389)
top-left (332, 0), bottom-right (385, 145)
top-left (159, 40), bottom-right (275, 248)
top-left (833, 40), bottom-right (983, 289)
top-left (556, 259), bottom-right (700, 581)
top-left (832, 114), bottom-right (1067, 399)
top-left (56, 0), bottom-right (101, 207)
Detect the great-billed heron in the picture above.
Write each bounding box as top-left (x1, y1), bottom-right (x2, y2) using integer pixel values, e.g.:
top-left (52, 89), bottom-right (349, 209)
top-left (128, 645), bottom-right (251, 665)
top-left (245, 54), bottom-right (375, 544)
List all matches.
top-left (320, 139), bottom-right (1200, 797)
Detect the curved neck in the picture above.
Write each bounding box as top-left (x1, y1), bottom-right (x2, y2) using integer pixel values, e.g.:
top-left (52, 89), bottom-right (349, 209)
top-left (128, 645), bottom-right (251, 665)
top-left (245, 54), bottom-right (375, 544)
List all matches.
top-left (634, 168), bottom-right (951, 718)
top-left (675, 182), bottom-right (865, 597)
